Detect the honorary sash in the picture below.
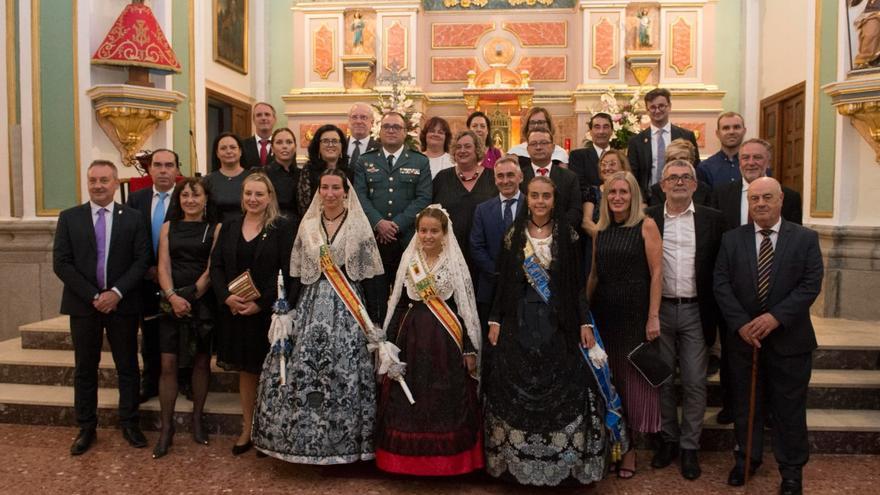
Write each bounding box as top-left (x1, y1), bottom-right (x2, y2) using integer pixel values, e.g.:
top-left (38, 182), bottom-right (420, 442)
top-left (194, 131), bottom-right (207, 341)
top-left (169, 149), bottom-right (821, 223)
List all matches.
top-left (318, 244), bottom-right (371, 337)
top-left (408, 255), bottom-right (464, 352)
top-left (523, 239), bottom-right (552, 304)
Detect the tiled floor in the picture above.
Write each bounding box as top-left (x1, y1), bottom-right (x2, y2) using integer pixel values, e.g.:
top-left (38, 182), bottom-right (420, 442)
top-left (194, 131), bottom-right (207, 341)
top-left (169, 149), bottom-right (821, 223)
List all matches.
top-left (0, 424), bottom-right (876, 494)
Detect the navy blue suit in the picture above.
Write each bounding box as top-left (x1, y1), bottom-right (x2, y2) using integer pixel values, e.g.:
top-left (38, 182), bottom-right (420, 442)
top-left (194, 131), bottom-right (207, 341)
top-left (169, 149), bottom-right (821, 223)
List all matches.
top-left (470, 194), bottom-right (525, 305)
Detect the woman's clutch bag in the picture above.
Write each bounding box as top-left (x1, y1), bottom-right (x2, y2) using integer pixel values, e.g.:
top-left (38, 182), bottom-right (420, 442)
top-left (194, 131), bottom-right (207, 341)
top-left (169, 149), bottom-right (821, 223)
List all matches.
top-left (228, 270), bottom-right (261, 301)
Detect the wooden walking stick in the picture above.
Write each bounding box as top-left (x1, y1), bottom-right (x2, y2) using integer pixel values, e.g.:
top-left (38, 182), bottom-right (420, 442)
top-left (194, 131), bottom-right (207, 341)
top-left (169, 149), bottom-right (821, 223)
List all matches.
top-left (744, 345), bottom-right (759, 484)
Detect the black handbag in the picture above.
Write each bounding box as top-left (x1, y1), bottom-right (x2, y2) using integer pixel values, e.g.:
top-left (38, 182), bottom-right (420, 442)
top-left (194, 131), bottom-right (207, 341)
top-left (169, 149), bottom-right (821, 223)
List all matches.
top-left (626, 340), bottom-right (673, 388)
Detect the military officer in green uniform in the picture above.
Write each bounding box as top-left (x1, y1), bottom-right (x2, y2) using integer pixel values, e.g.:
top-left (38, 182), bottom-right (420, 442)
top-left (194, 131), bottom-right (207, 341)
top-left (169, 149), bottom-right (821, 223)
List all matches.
top-left (354, 111), bottom-right (432, 322)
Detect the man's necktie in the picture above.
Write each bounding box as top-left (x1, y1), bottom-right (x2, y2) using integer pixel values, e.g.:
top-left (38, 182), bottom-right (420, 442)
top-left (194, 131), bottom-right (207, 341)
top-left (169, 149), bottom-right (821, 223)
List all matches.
top-left (388, 154), bottom-right (394, 169)
top-left (757, 229), bottom-right (774, 310)
top-left (655, 128), bottom-right (666, 184)
top-left (259, 139), bottom-right (269, 166)
top-left (95, 208), bottom-right (107, 290)
top-left (152, 192), bottom-right (168, 255)
top-left (351, 140), bottom-right (362, 166)
top-left (503, 198), bottom-right (515, 228)
top-left (537, 167), bottom-right (548, 176)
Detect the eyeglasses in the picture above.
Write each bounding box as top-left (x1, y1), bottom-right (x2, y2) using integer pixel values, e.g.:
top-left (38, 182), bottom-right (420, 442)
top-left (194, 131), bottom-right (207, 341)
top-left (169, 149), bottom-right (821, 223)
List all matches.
top-left (648, 103), bottom-right (669, 112)
top-left (528, 140), bottom-right (552, 147)
top-left (662, 174), bottom-right (695, 184)
top-left (529, 119), bottom-right (548, 127)
top-left (381, 124), bottom-right (404, 132)
top-left (319, 138), bottom-right (341, 146)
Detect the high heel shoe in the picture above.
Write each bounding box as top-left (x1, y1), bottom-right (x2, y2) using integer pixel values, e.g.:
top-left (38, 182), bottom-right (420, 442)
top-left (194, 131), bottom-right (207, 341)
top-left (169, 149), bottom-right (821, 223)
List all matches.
top-left (231, 440), bottom-right (252, 456)
top-left (191, 418), bottom-right (209, 446)
top-left (151, 425), bottom-right (175, 459)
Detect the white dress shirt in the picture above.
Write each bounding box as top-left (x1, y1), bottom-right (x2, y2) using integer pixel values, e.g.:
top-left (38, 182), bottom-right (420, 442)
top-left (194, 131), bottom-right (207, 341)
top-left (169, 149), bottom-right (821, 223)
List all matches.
top-left (531, 162), bottom-right (554, 177)
top-left (383, 146), bottom-right (403, 165)
top-left (661, 201), bottom-right (697, 298)
top-left (348, 136), bottom-right (369, 159)
top-left (499, 191), bottom-right (521, 221)
top-left (740, 178), bottom-right (751, 225)
top-left (754, 217), bottom-right (782, 253)
top-left (90, 201), bottom-right (123, 298)
top-left (150, 186), bottom-right (173, 221)
top-left (650, 122), bottom-right (672, 184)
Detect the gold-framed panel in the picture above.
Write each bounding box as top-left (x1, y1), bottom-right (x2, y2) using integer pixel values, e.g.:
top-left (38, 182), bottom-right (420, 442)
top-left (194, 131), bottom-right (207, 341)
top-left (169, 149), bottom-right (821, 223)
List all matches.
top-left (212, 0), bottom-right (249, 75)
top-left (31, 0), bottom-right (61, 216)
top-left (311, 22), bottom-right (337, 80)
top-left (430, 22), bottom-right (494, 50)
top-left (430, 56), bottom-right (479, 84)
top-left (502, 21), bottom-right (568, 48)
top-left (188, 0), bottom-right (196, 175)
top-left (383, 19), bottom-right (408, 73)
top-left (71, 0), bottom-right (80, 206)
top-left (591, 15), bottom-right (618, 76)
top-left (667, 15), bottom-right (694, 76)
top-left (6, 0), bottom-right (17, 214)
top-left (810, 0), bottom-right (833, 218)
top-left (515, 56), bottom-right (567, 82)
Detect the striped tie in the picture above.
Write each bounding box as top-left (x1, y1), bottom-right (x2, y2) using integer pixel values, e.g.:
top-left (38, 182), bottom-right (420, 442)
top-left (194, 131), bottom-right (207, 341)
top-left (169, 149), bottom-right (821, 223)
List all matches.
top-left (757, 229), bottom-right (774, 310)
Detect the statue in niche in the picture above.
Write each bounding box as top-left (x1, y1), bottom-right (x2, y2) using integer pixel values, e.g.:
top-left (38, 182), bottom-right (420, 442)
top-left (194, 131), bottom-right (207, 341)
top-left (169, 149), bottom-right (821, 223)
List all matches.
top-left (852, 0), bottom-right (880, 68)
top-left (637, 9), bottom-right (652, 48)
top-left (351, 11), bottom-right (366, 54)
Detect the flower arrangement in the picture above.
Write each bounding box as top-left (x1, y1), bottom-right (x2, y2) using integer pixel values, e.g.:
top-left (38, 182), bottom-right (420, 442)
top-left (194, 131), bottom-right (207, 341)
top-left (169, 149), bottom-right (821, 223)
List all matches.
top-left (372, 72), bottom-right (422, 150)
top-left (589, 89), bottom-right (650, 149)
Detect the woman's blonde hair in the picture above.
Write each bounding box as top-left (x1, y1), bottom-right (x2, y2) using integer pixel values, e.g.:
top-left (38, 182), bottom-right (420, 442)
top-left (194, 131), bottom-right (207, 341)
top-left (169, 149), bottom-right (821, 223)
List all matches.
top-left (598, 149), bottom-right (632, 173)
top-left (597, 171), bottom-right (644, 230)
top-left (240, 172), bottom-right (282, 228)
top-left (665, 138), bottom-right (697, 164)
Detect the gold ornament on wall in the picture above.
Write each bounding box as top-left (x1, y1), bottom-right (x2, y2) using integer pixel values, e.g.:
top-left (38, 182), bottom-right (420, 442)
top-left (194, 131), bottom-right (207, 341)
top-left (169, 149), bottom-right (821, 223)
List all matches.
top-left (825, 78), bottom-right (880, 163)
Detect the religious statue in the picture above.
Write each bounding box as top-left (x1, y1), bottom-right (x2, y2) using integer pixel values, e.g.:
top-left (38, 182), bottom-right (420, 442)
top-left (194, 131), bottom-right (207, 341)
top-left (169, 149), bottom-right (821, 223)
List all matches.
top-left (351, 11), bottom-right (365, 54)
top-left (637, 9), bottom-right (652, 48)
top-left (852, 0), bottom-right (880, 69)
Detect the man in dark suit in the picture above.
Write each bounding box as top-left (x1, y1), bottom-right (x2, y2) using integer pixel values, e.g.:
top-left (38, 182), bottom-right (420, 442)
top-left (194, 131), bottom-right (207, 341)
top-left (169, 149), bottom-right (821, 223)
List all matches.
top-left (568, 112), bottom-right (611, 193)
top-left (347, 102), bottom-right (380, 166)
top-left (712, 138), bottom-right (802, 229)
top-left (471, 156), bottom-right (525, 329)
top-left (714, 177), bottom-right (823, 495)
top-left (239, 102), bottom-right (276, 169)
top-left (627, 88), bottom-right (700, 200)
top-left (517, 127), bottom-right (583, 230)
top-left (354, 111), bottom-right (432, 323)
top-left (645, 160), bottom-right (727, 480)
top-left (53, 160), bottom-right (151, 455)
top-left (710, 137), bottom-right (802, 425)
top-left (126, 149), bottom-right (179, 402)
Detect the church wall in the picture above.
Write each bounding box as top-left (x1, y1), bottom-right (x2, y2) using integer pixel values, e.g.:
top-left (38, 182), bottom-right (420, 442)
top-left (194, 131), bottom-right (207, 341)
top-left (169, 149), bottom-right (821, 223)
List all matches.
top-left (758, 0), bottom-right (809, 100)
top-left (267, 0), bottom-right (296, 130)
top-left (202, 0), bottom-right (255, 108)
top-left (713, 0), bottom-right (742, 113)
top-left (1, 0), bottom-right (12, 219)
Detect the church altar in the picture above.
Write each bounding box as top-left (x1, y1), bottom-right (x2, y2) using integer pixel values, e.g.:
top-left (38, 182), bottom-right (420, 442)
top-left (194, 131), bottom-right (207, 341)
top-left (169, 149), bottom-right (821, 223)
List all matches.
top-left (282, 0), bottom-right (725, 157)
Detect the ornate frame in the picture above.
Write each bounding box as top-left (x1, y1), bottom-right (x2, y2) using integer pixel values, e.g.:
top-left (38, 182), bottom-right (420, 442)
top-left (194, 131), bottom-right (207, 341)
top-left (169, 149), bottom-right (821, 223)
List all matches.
top-left (213, 0), bottom-right (248, 74)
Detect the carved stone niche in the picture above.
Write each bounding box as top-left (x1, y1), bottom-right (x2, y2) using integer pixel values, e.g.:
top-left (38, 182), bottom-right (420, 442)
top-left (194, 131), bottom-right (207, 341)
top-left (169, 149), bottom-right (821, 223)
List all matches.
top-left (824, 77), bottom-right (880, 163)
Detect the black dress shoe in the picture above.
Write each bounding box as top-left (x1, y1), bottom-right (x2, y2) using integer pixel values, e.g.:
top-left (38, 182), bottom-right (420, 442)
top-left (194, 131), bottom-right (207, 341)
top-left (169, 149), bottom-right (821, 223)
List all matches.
top-left (727, 463), bottom-right (759, 486)
top-left (780, 479), bottom-right (802, 495)
top-left (151, 426), bottom-right (175, 459)
top-left (122, 426), bottom-right (148, 448)
top-left (706, 355), bottom-right (721, 376)
top-left (650, 441), bottom-right (678, 469)
top-left (139, 389), bottom-right (158, 404)
top-left (231, 440), bottom-right (253, 456)
top-left (70, 428), bottom-right (96, 456)
top-left (192, 420), bottom-right (209, 446)
top-left (716, 409), bottom-right (735, 425)
top-left (680, 449), bottom-right (701, 480)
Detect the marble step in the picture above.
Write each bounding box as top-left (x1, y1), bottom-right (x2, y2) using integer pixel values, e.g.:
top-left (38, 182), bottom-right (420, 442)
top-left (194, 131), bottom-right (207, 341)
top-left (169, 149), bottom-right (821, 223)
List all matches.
top-left (0, 382), bottom-right (876, 454)
top-left (0, 338), bottom-right (239, 393)
top-left (19, 316), bottom-right (880, 369)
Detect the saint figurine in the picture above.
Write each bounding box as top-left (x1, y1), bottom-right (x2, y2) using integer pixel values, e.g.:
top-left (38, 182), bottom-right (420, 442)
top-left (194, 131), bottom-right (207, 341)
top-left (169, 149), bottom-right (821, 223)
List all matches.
top-left (637, 9), bottom-right (652, 48)
top-left (352, 11), bottom-right (365, 54)
top-left (853, 0), bottom-right (880, 68)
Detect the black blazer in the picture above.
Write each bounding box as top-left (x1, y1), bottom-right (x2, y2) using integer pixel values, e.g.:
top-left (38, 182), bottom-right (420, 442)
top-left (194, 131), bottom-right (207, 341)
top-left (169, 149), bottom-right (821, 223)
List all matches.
top-left (470, 194), bottom-right (526, 303)
top-left (646, 204), bottom-right (727, 346)
top-left (713, 220), bottom-right (823, 356)
top-left (567, 146), bottom-right (602, 202)
top-left (517, 157), bottom-right (583, 230)
top-left (241, 135), bottom-right (274, 170)
top-left (210, 216), bottom-right (295, 313)
top-left (711, 179), bottom-right (803, 229)
top-left (126, 187), bottom-right (175, 266)
top-left (53, 202), bottom-right (151, 316)
top-left (349, 137), bottom-right (380, 161)
top-left (627, 124), bottom-right (700, 199)
top-left (648, 180), bottom-right (713, 208)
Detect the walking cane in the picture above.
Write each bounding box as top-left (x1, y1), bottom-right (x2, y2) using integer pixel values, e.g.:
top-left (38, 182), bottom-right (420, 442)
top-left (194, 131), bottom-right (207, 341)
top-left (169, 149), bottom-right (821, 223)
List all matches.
top-left (744, 345), bottom-right (759, 484)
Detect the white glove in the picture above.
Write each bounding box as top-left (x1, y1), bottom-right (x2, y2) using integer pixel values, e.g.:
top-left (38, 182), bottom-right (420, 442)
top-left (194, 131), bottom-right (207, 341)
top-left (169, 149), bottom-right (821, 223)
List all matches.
top-left (588, 344), bottom-right (608, 369)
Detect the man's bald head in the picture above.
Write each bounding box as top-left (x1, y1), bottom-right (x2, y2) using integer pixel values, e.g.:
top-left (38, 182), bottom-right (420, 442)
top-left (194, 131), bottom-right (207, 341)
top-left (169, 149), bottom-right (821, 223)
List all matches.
top-left (747, 177), bottom-right (784, 228)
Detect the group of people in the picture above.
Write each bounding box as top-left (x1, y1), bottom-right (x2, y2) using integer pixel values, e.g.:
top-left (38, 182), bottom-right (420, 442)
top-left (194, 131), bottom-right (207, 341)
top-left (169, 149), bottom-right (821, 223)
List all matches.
top-left (52, 90), bottom-right (822, 495)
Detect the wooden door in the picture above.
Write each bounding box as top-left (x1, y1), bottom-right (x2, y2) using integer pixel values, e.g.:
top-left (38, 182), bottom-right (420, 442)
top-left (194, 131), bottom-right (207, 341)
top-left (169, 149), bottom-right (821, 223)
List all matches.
top-left (206, 89), bottom-right (252, 171)
top-left (760, 82), bottom-right (806, 196)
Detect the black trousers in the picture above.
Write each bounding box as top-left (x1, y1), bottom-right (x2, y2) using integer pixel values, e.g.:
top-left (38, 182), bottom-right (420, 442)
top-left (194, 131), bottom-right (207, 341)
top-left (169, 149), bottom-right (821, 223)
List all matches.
top-left (727, 332), bottom-right (812, 481)
top-left (139, 282), bottom-right (161, 393)
top-left (363, 238), bottom-right (404, 324)
top-left (719, 321), bottom-right (735, 413)
top-left (70, 313), bottom-right (141, 429)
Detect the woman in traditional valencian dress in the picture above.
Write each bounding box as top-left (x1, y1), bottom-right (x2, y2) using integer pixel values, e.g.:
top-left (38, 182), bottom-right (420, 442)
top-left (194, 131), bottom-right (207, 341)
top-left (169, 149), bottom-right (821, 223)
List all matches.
top-left (375, 205), bottom-right (484, 476)
top-left (484, 176), bottom-right (608, 487)
top-left (252, 169), bottom-right (384, 464)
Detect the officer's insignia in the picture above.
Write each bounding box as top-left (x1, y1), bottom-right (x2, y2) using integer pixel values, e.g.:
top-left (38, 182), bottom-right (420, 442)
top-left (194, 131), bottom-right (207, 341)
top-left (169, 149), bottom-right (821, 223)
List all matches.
top-left (400, 167), bottom-right (420, 175)
top-left (365, 163), bottom-right (379, 173)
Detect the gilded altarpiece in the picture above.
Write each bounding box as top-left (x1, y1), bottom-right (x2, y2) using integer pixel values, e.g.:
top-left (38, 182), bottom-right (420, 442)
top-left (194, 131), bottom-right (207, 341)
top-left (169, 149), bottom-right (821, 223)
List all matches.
top-left (285, 0), bottom-right (724, 157)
